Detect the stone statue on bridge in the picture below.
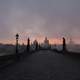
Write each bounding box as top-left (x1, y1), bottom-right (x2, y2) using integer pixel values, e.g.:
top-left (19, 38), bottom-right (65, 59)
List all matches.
top-left (27, 37), bottom-right (30, 52)
top-left (62, 37), bottom-right (66, 52)
top-left (33, 40), bottom-right (38, 50)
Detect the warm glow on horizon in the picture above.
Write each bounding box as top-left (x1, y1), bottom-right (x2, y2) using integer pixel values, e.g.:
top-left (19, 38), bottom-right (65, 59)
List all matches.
top-left (49, 38), bottom-right (62, 45)
top-left (0, 36), bottom-right (80, 45)
top-left (0, 38), bottom-right (61, 44)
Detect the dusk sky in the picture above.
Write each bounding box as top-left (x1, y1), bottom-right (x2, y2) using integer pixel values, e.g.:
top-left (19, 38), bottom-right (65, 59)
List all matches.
top-left (0, 0), bottom-right (80, 44)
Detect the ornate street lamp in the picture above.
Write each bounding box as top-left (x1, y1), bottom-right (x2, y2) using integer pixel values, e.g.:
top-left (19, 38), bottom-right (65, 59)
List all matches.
top-left (16, 33), bottom-right (19, 53)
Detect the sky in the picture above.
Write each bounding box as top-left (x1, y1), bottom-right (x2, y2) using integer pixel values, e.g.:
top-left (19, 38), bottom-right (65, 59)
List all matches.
top-left (0, 0), bottom-right (80, 44)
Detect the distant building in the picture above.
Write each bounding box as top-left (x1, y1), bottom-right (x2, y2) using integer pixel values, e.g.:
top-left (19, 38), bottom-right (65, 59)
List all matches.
top-left (44, 37), bottom-right (49, 45)
top-left (41, 37), bottom-right (50, 49)
top-left (69, 38), bottom-right (74, 45)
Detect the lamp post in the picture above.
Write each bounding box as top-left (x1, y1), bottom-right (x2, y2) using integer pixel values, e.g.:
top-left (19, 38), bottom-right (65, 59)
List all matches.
top-left (16, 33), bottom-right (19, 53)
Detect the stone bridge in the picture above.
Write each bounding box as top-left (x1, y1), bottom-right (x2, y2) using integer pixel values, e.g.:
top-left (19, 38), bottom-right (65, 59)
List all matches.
top-left (0, 50), bottom-right (80, 80)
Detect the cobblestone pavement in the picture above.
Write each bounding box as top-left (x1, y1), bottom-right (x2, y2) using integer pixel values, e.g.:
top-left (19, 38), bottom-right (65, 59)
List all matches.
top-left (0, 50), bottom-right (80, 80)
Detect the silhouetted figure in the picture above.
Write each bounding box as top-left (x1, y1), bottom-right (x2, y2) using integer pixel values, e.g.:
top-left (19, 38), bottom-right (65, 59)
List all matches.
top-left (16, 33), bottom-right (19, 54)
top-left (27, 37), bottom-right (30, 52)
top-left (63, 37), bottom-right (66, 51)
top-left (33, 40), bottom-right (38, 50)
top-left (35, 40), bottom-right (38, 50)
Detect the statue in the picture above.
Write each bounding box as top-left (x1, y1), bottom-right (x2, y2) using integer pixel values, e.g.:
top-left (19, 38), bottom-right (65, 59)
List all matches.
top-left (63, 37), bottom-right (66, 51)
top-left (33, 40), bottom-right (38, 50)
top-left (27, 37), bottom-right (30, 52)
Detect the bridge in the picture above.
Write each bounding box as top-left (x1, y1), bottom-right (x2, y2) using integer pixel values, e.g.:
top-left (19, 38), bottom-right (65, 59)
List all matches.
top-left (0, 35), bottom-right (80, 80)
top-left (0, 50), bottom-right (80, 80)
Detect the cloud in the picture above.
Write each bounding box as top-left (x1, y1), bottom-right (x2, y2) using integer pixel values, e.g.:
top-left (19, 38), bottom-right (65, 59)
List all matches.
top-left (0, 0), bottom-right (80, 43)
